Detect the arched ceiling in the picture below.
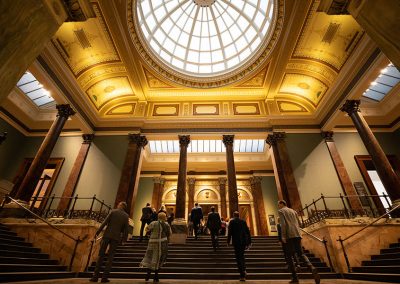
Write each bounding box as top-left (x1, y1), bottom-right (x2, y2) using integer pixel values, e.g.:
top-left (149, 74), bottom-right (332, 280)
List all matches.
top-left (3, 0), bottom-right (400, 135)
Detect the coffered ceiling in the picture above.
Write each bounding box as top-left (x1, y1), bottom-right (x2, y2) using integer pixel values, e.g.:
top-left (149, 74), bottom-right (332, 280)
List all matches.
top-left (2, 0), bottom-right (399, 136)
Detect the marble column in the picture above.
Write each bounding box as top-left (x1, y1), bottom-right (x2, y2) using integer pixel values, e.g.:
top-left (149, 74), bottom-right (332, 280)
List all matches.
top-left (223, 135), bottom-right (239, 217)
top-left (250, 176), bottom-right (269, 236)
top-left (266, 132), bottom-right (302, 212)
top-left (175, 135), bottom-right (190, 219)
top-left (115, 134), bottom-right (148, 215)
top-left (266, 134), bottom-right (287, 202)
top-left (187, 177), bottom-right (196, 213)
top-left (152, 177), bottom-right (164, 211)
top-left (322, 131), bottom-right (364, 213)
top-left (340, 100), bottom-right (400, 207)
top-left (0, 0), bottom-right (94, 102)
top-left (0, 132), bottom-right (7, 145)
top-left (15, 104), bottom-right (76, 202)
top-left (57, 134), bottom-right (94, 212)
top-left (218, 177), bottom-right (228, 218)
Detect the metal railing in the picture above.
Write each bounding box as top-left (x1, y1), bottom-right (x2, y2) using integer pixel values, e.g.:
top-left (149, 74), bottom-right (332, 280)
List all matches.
top-left (336, 203), bottom-right (400, 272)
top-left (298, 193), bottom-right (393, 228)
top-left (1, 195), bottom-right (85, 270)
top-left (29, 194), bottom-right (112, 222)
top-left (300, 228), bottom-right (334, 272)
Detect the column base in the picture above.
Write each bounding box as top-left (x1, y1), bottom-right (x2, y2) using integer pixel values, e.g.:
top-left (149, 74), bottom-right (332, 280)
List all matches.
top-left (0, 199), bottom-right (30, 218)
top-left (169, 218), bottom-right (188, 244)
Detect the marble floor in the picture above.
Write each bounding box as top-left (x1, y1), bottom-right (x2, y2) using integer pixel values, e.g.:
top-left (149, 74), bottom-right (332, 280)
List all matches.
top-left (9, 279), bottom-right (393, 284)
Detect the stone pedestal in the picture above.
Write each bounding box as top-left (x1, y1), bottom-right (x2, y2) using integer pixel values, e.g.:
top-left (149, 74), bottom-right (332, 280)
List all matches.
top-left (169, 218), bottom-right (188, 244)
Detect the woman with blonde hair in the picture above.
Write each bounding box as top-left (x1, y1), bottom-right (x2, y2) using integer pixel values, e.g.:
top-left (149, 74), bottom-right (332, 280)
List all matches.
top-left (140, 212), bottom-right (171, 282)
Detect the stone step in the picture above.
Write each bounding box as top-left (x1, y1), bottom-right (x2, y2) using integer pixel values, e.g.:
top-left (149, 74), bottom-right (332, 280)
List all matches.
top-left (381, 247), bottom-right (400, 254)
top-left (344, 272), bottom-right (400, 283)
top-left (0, 243), bottom-right (39, 253)
top-left (389, 243), bottom-right (400, 248)
top-left (0, 233), bottom-right (24, 242)
top-left (0, 256), bottom-right (58, 265)
top-left (0, 228), bottom-right (16, 236)
top-left (352, 265), bottom-right (400, 274)
top-left (362, 258), bottom-right (400, 266)
top-left (0, 249), bottom-right (49, 259)
top-left (0, 272), bottom-right (75, 283)
top-left (0, 264), bottom-right (67, 272)
top-left (0, 237), bottom-right (32, 247)
top-left (371, 252), bottom-right (400, 260)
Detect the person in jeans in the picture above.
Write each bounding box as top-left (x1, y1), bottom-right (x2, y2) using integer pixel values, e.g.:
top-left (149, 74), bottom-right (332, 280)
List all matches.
top-left (278, 200), bottom-right (320, 284)
top-left (90, 202), bottom-right (129, 283)
top-left (227, 211), bottom-right (251, 282)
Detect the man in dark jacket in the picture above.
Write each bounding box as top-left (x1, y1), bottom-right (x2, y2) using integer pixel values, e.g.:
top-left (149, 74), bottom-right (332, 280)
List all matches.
top-left (227, 211), bottom-right (251, 282)
top-left (90, 201), bottom-right (129, 283)
top-left (139, 203), bottom-right (153, 241)
top-left (190, 202), bottom-right (203, 239)
top-left (206, 206), bottom-right (221, 250)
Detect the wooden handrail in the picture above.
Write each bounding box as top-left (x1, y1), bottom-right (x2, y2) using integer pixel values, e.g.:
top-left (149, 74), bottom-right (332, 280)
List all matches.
top-left (300, 228), bottom-right (323, 243)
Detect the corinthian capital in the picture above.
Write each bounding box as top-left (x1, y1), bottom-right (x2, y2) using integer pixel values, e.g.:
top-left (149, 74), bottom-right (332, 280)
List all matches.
top-left (128, 133), bottom-right (148, 148)
top-left (178, 135), bottom-right (190, 147)
top-left (222, 135), bottom-right (234, 146)
top-left (340, 100), bottom-right (360, 115)
top-left (56, 104), bottom-right (76, 118)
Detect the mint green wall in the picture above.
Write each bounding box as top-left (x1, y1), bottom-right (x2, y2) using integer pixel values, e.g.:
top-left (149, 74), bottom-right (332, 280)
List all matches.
top-left (285, 133), bottom-right (343, 210)
top-left (73, 136), bottom-right (129, 210)
top-left (132, 177), bottom-right (154, 236)
top-left (261, 176), bottom-right (279, 236)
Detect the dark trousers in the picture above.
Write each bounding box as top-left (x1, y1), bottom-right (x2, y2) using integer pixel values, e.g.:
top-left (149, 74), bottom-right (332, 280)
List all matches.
top-left (233, 245), bottom-right (246, 278)
top-left (286, 237), bottom-right (313, 279)
top-left (93, 237), bottom-right (119, 280)
top-left (193, 220), bottom-right (201, 238)
top-left (140, 219), bottom-right (151, 240)
top-left (210, 229), bottom-right (219, 249)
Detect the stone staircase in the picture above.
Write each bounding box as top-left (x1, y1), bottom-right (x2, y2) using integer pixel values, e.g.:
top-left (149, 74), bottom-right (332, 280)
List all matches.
top-left (81, 235), bottom-right (337, 280)
top-left (0, 223), bottom-right (75, 282)
top-left (344, 238), bottom-right (400, 283)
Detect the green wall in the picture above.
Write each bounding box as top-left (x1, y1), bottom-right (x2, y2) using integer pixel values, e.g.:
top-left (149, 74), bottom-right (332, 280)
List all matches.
top-left (261, 176), bottom-right (279, 236)
top-left (131, 177), bottom-right (154, 236)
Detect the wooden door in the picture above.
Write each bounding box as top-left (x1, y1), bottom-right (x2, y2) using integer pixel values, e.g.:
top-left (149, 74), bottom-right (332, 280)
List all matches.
top-left (239, 204), bottom-right (254, 235)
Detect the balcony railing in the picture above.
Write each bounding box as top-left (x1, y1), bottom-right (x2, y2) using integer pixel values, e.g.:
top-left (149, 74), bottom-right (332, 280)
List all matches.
top-left (298, 193), bottom-right (393, 228)
top-left (29, 194), bottom-right (112, 222)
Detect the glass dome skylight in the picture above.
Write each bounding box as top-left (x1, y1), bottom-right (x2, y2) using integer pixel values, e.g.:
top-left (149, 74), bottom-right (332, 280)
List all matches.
top-left (136, 0), bottom-right (275, 77)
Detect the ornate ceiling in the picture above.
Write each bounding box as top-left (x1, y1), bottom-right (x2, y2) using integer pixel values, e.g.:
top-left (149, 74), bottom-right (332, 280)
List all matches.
top-left (2, 0), bottom-right (400, 135)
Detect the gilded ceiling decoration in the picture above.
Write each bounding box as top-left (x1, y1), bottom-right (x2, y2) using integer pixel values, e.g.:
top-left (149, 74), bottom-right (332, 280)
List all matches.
top-left (53, 3), bottom-right (120, 77)
top-left (86, 76), bottom-right (134, 110)
top-left (127, 0), bottom-right (284, 88)
top-left (235, 66), bottom-right (268, 88)
top-left (143, 67), bottom-right (177, 89)
top-left (292, 1), bottom-right (363, 71)
top-left (233, 103), bottom-right (261, 115)
top-left (106, 103), bottom-right (136, 115)
top-left (277, 100), bottom-right (308, 113)
top-left (279, 73), bottom-right (328, 107)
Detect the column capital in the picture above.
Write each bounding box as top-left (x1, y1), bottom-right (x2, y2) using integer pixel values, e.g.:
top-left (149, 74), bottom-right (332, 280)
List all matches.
top-left (63, 0), bottom-right (96, 22)
top-left (153, 176), bottom-right (165, 184)
top-left (178, 135), bottom-right (190, 147)
top-left (218, 177), bottom-right (227, 185)
top-left (0, 132), bottom-right (7, 145)
top-left (321, 131), bottom-right (334, 142)
top-left (249, 176), bottom-right (262, 186)
top-left (128, 133), bottom-right (148, 148)
top-left (340, 100), bottom-right (361, 115)
top-left (266, 132), bottom-right (286, 147)
top-left (56, 104), bottom-right (76, 118)
top-left (82, 133), bottom-right (94, 144)
top-left (318, 0), bottom-right (349, 15)
top-left (187, 177), bottom-right (196, 185)
top-left (222, 134), bottom-right (234, 146)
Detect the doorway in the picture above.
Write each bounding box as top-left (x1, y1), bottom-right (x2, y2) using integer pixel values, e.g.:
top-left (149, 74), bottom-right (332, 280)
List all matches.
top-left (199, 204), bottom-right (218, 224)
top-left (239, 204), bottom-right (254, 235)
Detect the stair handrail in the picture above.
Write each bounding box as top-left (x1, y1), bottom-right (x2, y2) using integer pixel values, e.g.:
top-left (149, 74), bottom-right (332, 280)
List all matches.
top-left (337, 203), bottom-right (400, 273)
top-left (3, 195), bottom-right (82, 271)
top-left (300, 228), bottom-right (334, 271)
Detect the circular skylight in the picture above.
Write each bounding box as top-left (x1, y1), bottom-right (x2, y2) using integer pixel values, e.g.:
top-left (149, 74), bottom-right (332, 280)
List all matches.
top-left (136, 0), bottom-right (275, 77)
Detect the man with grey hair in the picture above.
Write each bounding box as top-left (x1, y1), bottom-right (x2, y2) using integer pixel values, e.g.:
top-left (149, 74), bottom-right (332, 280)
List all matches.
top-left (90, 201), bottom-right (129, 283)
top-left (278, 200), bottom-right (320, 284)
